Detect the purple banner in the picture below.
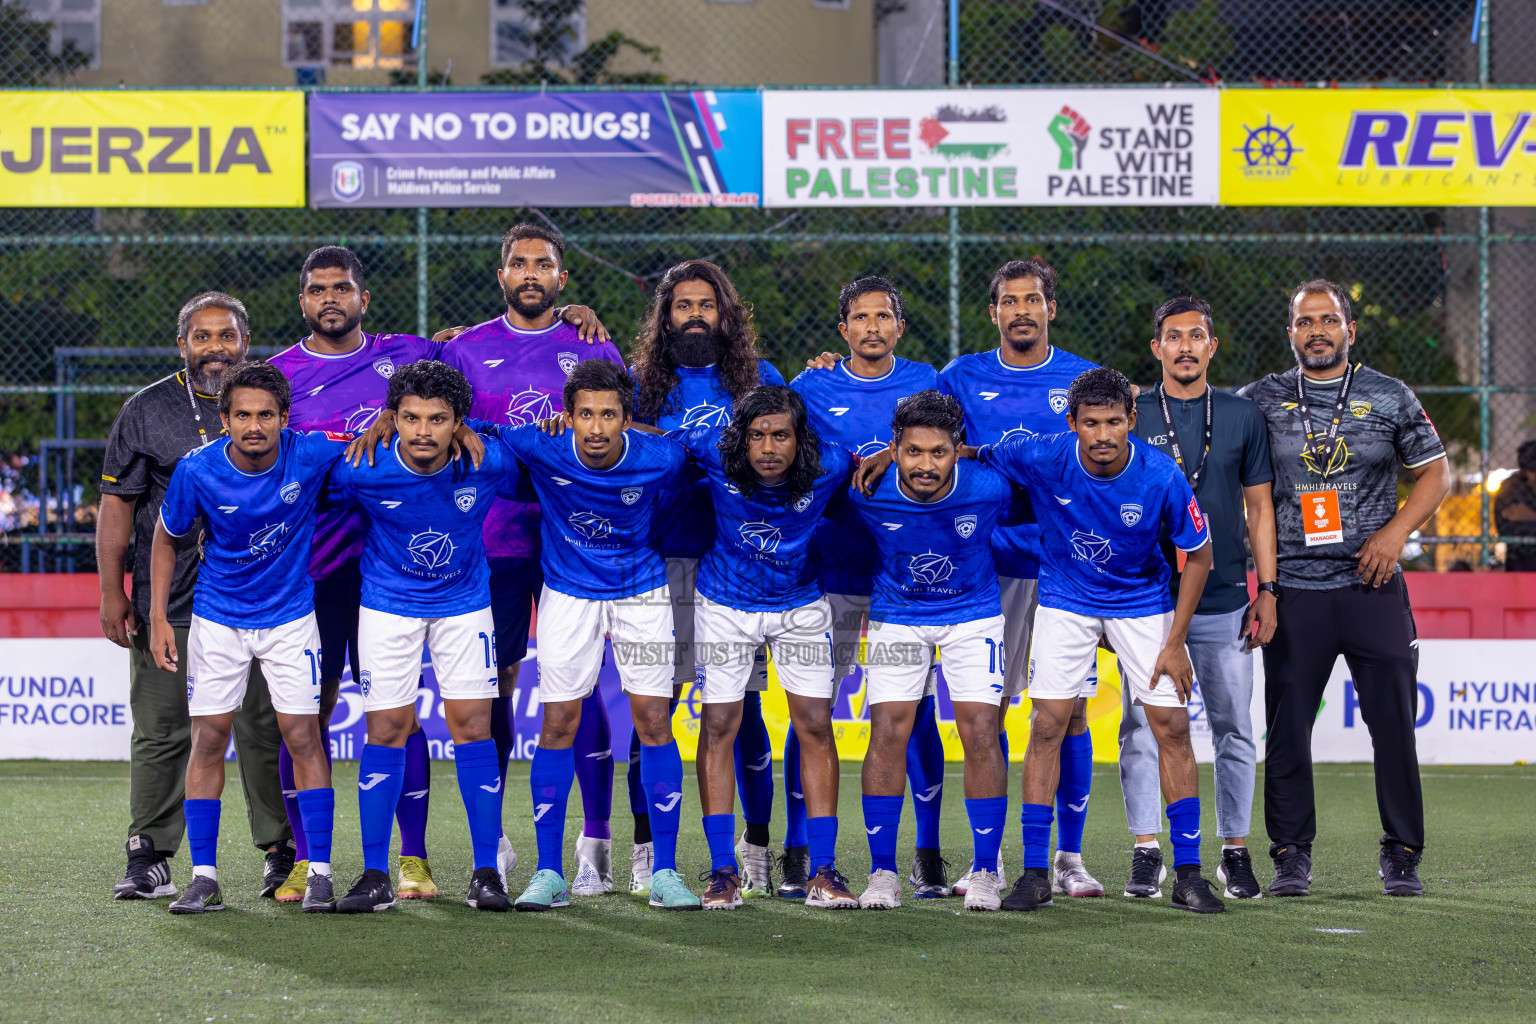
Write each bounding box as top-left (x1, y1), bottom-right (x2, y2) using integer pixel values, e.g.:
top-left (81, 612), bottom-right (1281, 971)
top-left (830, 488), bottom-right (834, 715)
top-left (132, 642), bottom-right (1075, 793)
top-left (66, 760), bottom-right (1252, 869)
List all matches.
top-left (309, 91), bottom-right (762, 208)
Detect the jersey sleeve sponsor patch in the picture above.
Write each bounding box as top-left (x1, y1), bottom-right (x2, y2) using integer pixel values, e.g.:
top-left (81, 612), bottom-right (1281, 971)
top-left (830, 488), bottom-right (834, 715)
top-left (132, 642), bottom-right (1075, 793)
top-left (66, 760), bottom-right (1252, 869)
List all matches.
top-left (1187, 496), bottom-right (1206, 535)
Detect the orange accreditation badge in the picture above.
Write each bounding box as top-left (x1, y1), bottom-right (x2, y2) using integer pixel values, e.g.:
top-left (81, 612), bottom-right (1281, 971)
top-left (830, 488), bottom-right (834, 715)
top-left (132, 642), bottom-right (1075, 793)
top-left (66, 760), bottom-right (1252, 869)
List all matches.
top-left (1300, 489), bottom-right (1343, 546)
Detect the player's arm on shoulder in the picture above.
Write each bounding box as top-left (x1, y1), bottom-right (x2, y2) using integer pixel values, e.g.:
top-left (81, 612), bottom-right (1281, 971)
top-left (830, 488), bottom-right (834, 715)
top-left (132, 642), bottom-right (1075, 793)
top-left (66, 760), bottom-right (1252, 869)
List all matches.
top-left (555, 304), bottom-right (610, 344)
top-left (1000, 481), bottom-right (1035, 527)
top-left (804, 351), bottom-right (842, 371)
top-left (346, 408), bottom-right (395, 467)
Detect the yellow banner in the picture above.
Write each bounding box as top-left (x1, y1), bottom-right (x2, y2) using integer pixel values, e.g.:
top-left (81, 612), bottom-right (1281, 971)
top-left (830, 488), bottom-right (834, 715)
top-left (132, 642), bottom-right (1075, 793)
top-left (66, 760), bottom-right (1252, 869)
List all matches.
top-left (1222, 89), bottom-right (1536, 206)
top-left (0, 91), bottom-right (305, 207)
top-left (671, 649), bottom-right (1126, 764)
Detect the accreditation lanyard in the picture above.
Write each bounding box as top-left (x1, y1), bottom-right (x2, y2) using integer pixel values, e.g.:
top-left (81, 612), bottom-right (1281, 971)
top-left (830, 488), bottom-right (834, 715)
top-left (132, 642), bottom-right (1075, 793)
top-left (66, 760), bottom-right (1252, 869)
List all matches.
top-left (1294, 363), bottom-right (1354, 481)
top-left (1155, 383), bottom-right (1212, 493)
top-left (181, 371), bottom-right (217, 449)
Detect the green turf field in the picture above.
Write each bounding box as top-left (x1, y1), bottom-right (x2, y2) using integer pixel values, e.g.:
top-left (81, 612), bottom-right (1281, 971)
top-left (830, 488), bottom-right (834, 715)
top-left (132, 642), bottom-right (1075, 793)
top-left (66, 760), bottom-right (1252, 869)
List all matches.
top-left (1, 760), bottom-right (1532, 1023)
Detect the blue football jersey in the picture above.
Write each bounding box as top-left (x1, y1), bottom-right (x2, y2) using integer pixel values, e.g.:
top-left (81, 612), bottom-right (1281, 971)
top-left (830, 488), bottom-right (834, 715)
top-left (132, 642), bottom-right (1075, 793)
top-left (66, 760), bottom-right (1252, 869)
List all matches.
top-left (326, 438), bottom-right (531, 618)
top-left (847, 461), bottom-right (1024, 626)
top-left (791, 356), bottom-right (939, 596)
top-left (159, 429), bottom-right (347, 629)
top-left (677, 423), bottom-right (854, 612)
top-left (637, 360), bottom-right (787, 559)
top-left (938, 346), bottom-right (1099, 578)
top-left (481, 422), bottom-right (689, 600)
top-left (981, 432), bottom-right (1211, 618)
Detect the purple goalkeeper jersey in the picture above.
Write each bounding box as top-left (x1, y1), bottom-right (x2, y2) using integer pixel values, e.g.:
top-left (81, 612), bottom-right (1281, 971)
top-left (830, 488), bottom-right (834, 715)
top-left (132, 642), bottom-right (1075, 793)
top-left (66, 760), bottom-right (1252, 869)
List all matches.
top-left (440, 314), bottom-right (626, 558)
top-left (268, 331), bottom-right (442, 579)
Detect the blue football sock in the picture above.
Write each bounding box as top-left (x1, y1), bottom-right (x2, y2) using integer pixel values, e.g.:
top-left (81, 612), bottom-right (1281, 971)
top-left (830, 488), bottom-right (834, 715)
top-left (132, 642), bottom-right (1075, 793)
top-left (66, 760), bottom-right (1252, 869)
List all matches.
top-left (1020, 802), bottom-right (1054, 871)
top-left (490, 694), bottom-right (515, 795)
top-left (1167, 796), bottom-right (1203, 868)
top-left (184, 798), bottom-right (220, 875)
top-left (529, 745), bottom-right (575, 874)
top-left (783, 725), bottom-right (807, 848)
top-left (358, 744), bottom-right (406, 874)
top-left (965, 796), bottom-right (1007, 873)
top-left (907, 693), bottom-right (945, 850)
top-left (639, 741), bottom-right (684, 872)
top-left (998, 728), bottom-right (1010, 763)
top-left (397, 728), bottom-right (430, 859)
top-left (573, 688), bottom-right (613, 840)
top-left (806, 815), bottom-right (838, 872)
top-left (295, 788), bottom-right (334, 871)
top-left (734, 691), bottom-right (774, 833)
top-left (862, 794), bottom-right (903, 873)
top-left (453, 739), bottom-right (502, 872)
top-left (1055, 730), bottom-right (1092, 855)
top-left (626, 727), bottom-right (649, 842)
top-left (703, 813), bottom-right (737, 872)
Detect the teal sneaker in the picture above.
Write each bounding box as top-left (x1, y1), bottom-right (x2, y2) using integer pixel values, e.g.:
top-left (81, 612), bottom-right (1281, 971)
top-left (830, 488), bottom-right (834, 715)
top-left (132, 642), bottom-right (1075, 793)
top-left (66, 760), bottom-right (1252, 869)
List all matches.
top-left (514, 868), bottom-right (570, 912)
top-left (648, 868), bottom-right (702, 911)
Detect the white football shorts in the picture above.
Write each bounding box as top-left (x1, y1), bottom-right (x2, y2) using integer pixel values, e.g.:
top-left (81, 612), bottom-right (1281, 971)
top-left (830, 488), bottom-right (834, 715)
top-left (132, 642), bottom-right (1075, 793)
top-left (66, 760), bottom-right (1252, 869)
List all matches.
top-left (537, 584), bottom-right (675, 704)
top-left (863, 615), bottom-right (1007, 706)
top-left (695, 594), bottom-right (835, 704)
top-left (186, 612), bottom-right (321, 716)
top-left (358, 605), bottom-right (498, 711)
top-left (1028, 605), bottom-right (1187, 709)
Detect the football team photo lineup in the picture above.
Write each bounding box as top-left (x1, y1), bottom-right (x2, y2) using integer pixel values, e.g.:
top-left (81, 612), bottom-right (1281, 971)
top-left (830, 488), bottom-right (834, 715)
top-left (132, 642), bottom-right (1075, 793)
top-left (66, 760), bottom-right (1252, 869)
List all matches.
top-left (100, 222), bottom-right (1447, 918)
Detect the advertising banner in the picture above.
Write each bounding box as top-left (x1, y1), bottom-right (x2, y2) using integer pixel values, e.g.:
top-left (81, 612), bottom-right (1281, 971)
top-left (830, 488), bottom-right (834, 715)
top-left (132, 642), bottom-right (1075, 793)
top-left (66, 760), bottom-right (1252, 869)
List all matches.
top-left (1223, 89), bottom-right (1536, 206)
top-left (309, 91), bottom-right (762, 209)
top-left (762, 88), bottom-right (1219, 207)
top-left (0, 91), bottom-right (305, 207)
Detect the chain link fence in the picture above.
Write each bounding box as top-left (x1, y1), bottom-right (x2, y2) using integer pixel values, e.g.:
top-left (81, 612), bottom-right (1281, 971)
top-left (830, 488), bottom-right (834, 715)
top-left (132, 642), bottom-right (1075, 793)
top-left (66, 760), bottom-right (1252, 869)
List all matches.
top-left (2, 0), bottom-right (1535, 570)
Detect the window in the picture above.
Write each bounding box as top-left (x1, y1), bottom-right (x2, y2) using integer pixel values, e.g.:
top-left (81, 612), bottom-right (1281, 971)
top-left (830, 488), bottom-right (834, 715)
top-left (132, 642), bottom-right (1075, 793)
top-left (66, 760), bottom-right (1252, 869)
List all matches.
top-left (283, 0), bottom-right (417, 70)
top-left (22, 0), bottom-right (100, 69)
top-left (490, 0), bottom-right (586, 69)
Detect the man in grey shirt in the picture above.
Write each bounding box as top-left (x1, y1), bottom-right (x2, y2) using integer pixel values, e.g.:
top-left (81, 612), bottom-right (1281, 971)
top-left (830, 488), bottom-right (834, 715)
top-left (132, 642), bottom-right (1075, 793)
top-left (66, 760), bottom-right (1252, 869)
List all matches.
top-left (1123, 296), bottom-right (1277, 900)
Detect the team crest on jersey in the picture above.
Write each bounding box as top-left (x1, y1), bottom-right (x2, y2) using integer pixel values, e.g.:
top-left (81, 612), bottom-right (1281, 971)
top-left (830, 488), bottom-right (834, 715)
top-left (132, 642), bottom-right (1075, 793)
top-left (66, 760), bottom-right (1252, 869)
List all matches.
top-left (681, 402), bottom-right (728, 428)
top-left (740, 521), bottom-right (783, 553)
top-left (1070, 529), bottom-right (1112, 565)
top-left (909, 551), bottom-right (955, 584)
top-left (1120, 503), bottom-right (1143, 527)
top-left (186, 677), bottom-right (194, 701)
top-left (359, 670), bottom-right (372, 696)
top-left (1000, 424), bottom-right (1035, 442)
top-left (407, 528), bottom-right (455, 570)
top-left (454, 487), bottom-right (477, 513)
top-left (343, 403), bottom-right (383, 432)
top-left (557, 351), bottom-right (579, 375)
top-left (954, 514), bottom-right (977, 539)
top-left (620, 486), bottom-right (643, 506)
top-left (793, 489), bottom-right (815, 513)
top-left (280, 481), bottom-right (301, 505)
top-left (568, 511), bottom-right (612, 539)
top-left (1350, 400), bottom-right (1372, 419)
top-left (856, 438), bottom-right (888, 457)
top-left (1048, 389), bottom-right (1070, 415)
top-left (373, 357), bottom-right (395, 379)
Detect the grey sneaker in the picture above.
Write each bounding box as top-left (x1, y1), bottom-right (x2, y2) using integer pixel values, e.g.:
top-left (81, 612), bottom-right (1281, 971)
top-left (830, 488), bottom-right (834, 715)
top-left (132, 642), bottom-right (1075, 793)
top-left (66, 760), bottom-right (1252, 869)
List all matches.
top-left (1269, 845), bottom-right (1313, 897)
top-left (113, 835), bottom-right (176, 900)
top-left (168, 874), bottom-right (224, 915)
top-left (301, 872), bottom-right (336, 914)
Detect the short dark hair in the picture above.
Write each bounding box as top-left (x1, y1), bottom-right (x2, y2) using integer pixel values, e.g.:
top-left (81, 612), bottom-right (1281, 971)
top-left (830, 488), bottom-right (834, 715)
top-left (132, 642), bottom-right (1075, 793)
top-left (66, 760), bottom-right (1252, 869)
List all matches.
top-left (1153, 295), bottom-right (1214, 339)
top-left (178, 290), bottom-right (249, 339)
top-left (890, 389), bottom-right (965, 445)
top-left (1518, 440), bottom-right (1536, 474)
top-left (718, 386), bottom-right (824, 501)
top-left (988, 257), bottom-right (1058, 306)
top-left (218, 360), bottom-right (290, 417)
top-left (1065, 367), bottom-right (1134, 419)
top-left (386, 360), bottom-right (472, 420)
top-left (838, 276), bottom-right (905, 324)
top-left (1289, 278), bottom-right (1354, 325)
top-left (501, 222), bottom-right (566, 269)
top-left (563, 360), bottom-right (634, 419)
top-left (300, 246), bottom-right (366, 291)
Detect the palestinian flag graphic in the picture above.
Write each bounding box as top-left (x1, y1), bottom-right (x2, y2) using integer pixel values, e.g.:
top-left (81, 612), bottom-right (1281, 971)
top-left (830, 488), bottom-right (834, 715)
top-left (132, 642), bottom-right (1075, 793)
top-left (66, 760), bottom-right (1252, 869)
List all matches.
top-left (918, 104), bottom-right (1009, 161)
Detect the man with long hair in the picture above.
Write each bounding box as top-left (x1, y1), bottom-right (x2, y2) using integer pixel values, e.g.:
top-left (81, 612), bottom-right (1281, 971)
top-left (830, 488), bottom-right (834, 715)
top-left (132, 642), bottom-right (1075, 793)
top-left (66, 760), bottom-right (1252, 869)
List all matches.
top-left (680, 386), bottom-right (859, 909)
top-left (622, 260), bottom-right (786, 897)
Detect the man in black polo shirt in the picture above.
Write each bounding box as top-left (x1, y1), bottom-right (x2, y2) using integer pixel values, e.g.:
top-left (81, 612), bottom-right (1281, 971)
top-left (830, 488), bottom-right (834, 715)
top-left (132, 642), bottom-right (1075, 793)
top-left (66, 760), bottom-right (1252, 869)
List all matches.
top-left (1123, 296), bottom-right (1277, 901)
top-left (1241, 279), bottom-right (1449, 898)
top-left (98, 291), bottom-right (292, 901)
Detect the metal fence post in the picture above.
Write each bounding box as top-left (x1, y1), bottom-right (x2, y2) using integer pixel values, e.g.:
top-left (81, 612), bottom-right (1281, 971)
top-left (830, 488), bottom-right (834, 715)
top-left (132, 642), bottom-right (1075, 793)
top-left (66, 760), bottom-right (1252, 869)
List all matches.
top-left (416, 0), bottom-right (431, 339)
top-left (1479, 0), bottom-right (1492, 565)
top-left (947, 0), bottom-right (961, 360)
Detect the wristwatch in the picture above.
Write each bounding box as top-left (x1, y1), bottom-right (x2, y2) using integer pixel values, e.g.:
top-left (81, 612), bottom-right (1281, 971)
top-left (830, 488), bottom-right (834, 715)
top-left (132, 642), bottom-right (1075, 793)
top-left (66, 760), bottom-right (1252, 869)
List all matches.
top-left (1256, 581), bottom-right (1278, 596)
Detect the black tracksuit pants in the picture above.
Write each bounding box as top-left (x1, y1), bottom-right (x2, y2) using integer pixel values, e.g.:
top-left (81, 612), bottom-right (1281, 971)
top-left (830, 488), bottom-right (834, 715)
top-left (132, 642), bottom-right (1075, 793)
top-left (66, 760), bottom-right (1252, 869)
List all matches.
top-left (1261, 574), bottom-right (1424, 854)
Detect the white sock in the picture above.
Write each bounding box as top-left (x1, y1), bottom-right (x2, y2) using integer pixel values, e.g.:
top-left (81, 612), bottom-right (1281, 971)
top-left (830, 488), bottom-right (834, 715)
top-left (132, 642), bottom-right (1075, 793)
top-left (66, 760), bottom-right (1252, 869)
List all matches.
top-left (193, 865), bottom-right (218, 881)
top-left (1134, 840), bottom-right (1159, 850)
top-left (308, 861), bottom-right (331, 878)
top-left (1222, 844), bottom-right (1245, 852)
